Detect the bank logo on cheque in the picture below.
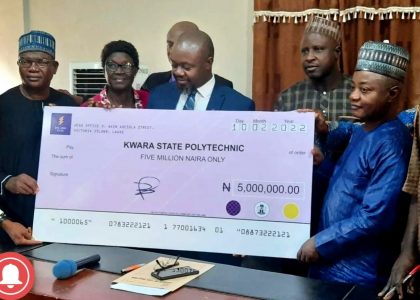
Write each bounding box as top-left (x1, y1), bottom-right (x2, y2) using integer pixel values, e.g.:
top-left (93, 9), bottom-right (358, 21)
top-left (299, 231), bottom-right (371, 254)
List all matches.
top-left (50, 113), bottom-right (72, 135)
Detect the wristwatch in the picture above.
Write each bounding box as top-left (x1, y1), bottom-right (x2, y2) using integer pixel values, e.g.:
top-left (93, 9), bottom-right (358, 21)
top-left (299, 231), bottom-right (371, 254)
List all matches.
top-left (0, 210), bottom-right (8, 226)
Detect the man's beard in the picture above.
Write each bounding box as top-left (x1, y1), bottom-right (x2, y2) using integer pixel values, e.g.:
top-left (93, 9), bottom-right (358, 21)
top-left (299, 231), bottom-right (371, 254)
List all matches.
top-left (176, 82), bottom-right (193, 94)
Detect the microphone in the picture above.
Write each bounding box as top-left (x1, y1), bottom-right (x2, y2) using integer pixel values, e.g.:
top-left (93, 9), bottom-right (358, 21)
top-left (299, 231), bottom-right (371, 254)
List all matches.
top-left (53, 254), bottom-right (101, 279)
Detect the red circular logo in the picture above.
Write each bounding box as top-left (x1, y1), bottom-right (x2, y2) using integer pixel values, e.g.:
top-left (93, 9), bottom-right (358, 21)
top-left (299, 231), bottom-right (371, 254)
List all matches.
top-left (0, 252), bottom-right (34, 300)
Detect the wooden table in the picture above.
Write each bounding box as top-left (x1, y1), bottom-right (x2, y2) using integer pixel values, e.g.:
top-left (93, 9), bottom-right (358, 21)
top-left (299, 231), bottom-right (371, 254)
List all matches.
top-left (0, 243), bottom-right (381, 300)
top-left (25, 259), bottom-right (252, 300)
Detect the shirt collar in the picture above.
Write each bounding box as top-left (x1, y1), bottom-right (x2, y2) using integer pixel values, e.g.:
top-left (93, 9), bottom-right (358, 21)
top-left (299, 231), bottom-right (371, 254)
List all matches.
top-left (196, 74), bottom-right (215, 98)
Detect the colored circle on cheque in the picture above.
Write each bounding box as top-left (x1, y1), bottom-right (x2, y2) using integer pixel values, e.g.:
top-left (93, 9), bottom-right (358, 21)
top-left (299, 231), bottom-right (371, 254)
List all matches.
top-left (226, 201), bottom-right (241, 216)
top-left (283, 203), bottom-right (299, 219)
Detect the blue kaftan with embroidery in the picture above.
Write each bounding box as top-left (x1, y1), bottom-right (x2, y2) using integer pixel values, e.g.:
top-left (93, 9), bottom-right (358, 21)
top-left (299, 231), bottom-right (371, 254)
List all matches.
top-left (310, 119), bottom-right (412, 285)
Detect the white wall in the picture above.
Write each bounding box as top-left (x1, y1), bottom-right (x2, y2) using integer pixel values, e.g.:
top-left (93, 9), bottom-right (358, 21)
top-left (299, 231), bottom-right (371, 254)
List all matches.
top-left (0, 0), bottom-right (254, 97)
top-left (0, 0), bottom-right (24, 92)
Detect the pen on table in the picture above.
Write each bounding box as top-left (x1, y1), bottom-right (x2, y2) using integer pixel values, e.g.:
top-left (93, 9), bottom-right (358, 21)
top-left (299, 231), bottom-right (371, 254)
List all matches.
top-left (384, 265), bottom-right (420, 299)
top-left (121, 263), bottom-right (144, 274)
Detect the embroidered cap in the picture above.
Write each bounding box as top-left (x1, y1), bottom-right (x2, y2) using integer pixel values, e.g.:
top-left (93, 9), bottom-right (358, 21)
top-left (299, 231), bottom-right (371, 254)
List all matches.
top-left (355, 41), bottom-right (410, 82)
top-left (19, 30), bottom-right (55, 58)
top-left (304, 16), bottom-right (341, 44)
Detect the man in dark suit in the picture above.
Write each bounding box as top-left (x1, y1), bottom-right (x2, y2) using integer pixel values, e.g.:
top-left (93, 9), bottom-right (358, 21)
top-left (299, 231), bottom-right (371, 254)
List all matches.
top-left (148, 30), bottom-right (254, 111)
top-left (148, 30), bottom-right (253, 265)
top-left (142, 21), bottom-right (233, 92)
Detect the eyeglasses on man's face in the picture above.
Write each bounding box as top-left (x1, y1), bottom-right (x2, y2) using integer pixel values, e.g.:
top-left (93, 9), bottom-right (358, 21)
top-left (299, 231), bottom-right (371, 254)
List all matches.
top-left (17, 57), bottom-right (55, 69)
top-left (105, 61), bottom-right (136, 73)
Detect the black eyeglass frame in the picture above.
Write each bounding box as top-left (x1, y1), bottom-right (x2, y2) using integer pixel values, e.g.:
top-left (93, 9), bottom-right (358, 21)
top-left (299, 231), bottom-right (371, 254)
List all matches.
top-left (105, 61), bottom-right (137, 73)
top-left (154, 256), bottom-right (180, 273)
top-left (17, 57), bottom-right (56, 69)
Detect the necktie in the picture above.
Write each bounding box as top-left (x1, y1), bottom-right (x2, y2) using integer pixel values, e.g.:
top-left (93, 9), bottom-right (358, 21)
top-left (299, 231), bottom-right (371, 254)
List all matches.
top-left (183, 89), bottom-right (197, 110)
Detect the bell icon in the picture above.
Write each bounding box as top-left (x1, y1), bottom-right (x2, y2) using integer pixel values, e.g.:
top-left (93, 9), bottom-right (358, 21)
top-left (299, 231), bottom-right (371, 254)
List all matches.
top-left (0, 263), bottom-right (22, 288)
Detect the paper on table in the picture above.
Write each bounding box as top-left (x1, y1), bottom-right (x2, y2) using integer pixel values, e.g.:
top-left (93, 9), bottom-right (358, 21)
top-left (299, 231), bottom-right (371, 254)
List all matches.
top-left (111, 257), bottom-right (214, 296)
top-left (111, 283), bottom-right (168, 296)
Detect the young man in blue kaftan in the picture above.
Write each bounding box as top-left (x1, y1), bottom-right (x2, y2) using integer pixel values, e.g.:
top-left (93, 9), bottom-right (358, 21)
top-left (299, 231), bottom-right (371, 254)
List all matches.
top-left (297, 41), bottom-right (412, 285)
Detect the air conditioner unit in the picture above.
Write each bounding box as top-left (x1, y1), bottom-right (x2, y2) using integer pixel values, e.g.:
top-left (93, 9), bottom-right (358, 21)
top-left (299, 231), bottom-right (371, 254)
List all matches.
top-left (69, 62), bottom-right (149, 100)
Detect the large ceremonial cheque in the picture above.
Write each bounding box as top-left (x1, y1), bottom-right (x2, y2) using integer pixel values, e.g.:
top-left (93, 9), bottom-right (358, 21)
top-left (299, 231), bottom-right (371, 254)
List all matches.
top-left (34, 107), bottom-right (314, 258)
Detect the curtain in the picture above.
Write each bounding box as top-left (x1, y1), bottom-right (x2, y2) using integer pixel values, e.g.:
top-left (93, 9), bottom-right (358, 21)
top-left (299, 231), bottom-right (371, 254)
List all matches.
top-left (253, 0), bottom-right (420, 111)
